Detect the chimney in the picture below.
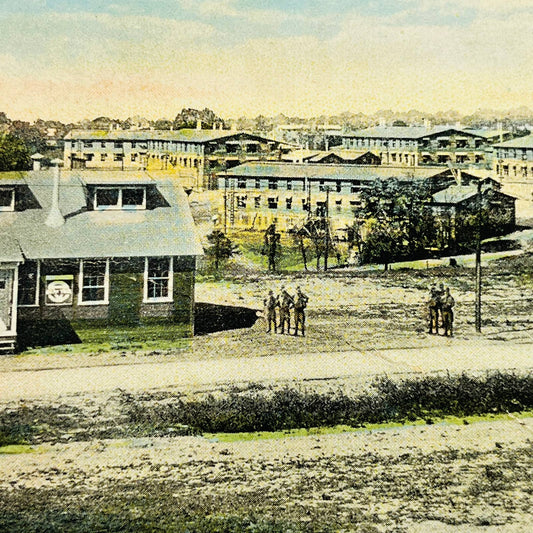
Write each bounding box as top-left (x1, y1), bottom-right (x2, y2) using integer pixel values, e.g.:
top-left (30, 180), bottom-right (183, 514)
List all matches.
top-left (45, 159), bottom-right (65, 228)
top-left (31, 153), bottom-right (44, 171)
top-left (196, 119), bottom-right (202, 130)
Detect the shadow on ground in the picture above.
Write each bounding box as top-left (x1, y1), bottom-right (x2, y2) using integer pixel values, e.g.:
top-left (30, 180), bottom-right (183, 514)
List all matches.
top-left (195, 303), bottom-right (260, 335)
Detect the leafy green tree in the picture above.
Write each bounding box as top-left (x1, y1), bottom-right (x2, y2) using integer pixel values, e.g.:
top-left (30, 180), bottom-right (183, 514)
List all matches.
top-left (205, 230), bottom-right (238, 271)
top-left (359, 220), bottom-right (403, 270)
top-left (0, 134), bottom-right (31, 171)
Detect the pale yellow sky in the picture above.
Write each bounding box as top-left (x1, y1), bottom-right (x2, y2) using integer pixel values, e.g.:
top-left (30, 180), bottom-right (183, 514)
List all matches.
top-left (0, 0), bottom-right (531, 121)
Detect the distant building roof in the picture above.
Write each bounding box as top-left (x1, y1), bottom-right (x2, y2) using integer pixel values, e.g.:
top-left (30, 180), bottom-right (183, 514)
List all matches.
top-left (221, 161), bottom-right (452, 181)
top-left (432, 184), bottom-right (515, 204)
top-left (64, 129), bottom-right (283, 145)
top-left (343, 125), bottom-right (486, 140)
top-left (494, 135), bottom-right (533, 149)
top-left (0, 170), bottom-right (203, 261)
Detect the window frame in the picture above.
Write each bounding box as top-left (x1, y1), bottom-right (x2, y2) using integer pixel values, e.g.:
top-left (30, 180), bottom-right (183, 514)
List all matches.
top-left (93, 187), bottom-right (147, 211)
top-left (143, 257), bottom-right (173, 303)
top-left (17, 260), bottom-right (40, 307)
top-left (78, 258), bottom-right (110, 305)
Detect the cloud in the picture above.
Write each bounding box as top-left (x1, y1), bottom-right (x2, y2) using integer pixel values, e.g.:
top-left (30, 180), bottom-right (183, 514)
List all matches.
top-left (0, 1), bottom-right (532, 120)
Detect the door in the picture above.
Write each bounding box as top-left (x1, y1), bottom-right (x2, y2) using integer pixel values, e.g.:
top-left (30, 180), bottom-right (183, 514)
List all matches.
top-left (0, 269), bottom-right (14, 332)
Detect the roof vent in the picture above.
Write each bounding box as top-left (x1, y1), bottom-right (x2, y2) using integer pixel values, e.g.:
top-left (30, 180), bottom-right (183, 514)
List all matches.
top-left (31, 152), bottom-right (44, 171)
top-left (45, 159), bottom-right (65, 228)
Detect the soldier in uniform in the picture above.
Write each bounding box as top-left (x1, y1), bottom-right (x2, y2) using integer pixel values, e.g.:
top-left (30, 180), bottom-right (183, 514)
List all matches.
top-left (278, 286), bottom-right (294, 334)
top-left (293, 286), bottom-right (309, 336)
top-left (435, 282), bottom-right (445, 330)
top-left (263, 289), bottom-right (279, 333)
top-left (427, 283), bottom-right (439, 335)
top-left (442, 287), bottom-right (455, 337)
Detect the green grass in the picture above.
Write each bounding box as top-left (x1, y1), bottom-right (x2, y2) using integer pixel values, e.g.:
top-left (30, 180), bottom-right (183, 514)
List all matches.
top-left (205, 410), bottom-right (533, 443)
top-left (0, 444), bottom-right (38, 454)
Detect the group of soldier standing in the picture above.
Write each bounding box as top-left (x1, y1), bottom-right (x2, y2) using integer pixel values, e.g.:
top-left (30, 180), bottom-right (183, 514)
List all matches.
top-left (427, 282), bottom-right (455, 337)
top-left (264, 286), bottom-right (309, 336)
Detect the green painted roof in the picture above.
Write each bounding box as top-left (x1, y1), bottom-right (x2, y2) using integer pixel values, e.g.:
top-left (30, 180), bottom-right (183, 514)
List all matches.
top-left (0, 170), bottom-right (203, 261)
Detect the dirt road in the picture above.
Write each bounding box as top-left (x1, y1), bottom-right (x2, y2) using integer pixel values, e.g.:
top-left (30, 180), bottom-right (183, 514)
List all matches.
top-left (1, 337), bottom-right (532, 401)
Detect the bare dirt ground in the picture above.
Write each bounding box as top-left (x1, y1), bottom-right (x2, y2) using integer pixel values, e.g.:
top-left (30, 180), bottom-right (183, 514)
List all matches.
top-left (1, 257), bottom-right (532, 532)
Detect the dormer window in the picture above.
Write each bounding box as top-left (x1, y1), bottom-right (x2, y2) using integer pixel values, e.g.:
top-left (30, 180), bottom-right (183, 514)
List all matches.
top-left (94, 187), bottom-right (146, 210)
top-left (0, 188), bottom-right (15, 212)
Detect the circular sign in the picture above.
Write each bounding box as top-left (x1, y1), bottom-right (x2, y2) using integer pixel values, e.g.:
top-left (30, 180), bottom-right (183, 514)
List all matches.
top-left (46, 280), bottom-right (72, 304)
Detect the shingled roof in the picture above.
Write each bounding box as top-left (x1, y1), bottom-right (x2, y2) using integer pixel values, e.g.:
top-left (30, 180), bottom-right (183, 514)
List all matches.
top-left (0, 170), bottom-right (203, 261)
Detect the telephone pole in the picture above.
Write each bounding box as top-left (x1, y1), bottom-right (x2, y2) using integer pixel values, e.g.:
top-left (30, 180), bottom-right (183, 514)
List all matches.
top-left (324, 187), bottom-right (330, 271)
top-left (475, 179), bottom-right (482, 332)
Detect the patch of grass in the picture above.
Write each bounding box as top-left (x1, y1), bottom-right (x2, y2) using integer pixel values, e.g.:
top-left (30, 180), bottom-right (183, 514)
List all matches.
top-left (0, 444), bottom-right (37, 454)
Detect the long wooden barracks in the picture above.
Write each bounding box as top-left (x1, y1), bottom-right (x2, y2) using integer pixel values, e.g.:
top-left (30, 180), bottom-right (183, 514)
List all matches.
top-left (0, 164), bottom-right (203, 352)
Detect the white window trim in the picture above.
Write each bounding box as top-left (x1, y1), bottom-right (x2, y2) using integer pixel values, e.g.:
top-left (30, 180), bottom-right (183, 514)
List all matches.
top-left (78, 259), bottom-right (110, 305)
top-left (94, 187), bottom-right (147, 211)
top-left (0, 188), bottom-right (15, 212)
top-left (17, 260), bottom-right (40, 307)
top-left (143, 257), bottom-right (173, 303)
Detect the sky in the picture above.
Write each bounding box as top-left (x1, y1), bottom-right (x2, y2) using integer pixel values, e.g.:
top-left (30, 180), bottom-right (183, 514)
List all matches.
top-left (0, 0), bottom-right (532, 121)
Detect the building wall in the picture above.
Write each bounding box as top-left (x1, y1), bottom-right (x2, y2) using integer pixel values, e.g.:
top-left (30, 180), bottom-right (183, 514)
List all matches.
top-left (17, 256), bottom-right (196, 347)
top-left (494, 146), bottom-right (533, 202)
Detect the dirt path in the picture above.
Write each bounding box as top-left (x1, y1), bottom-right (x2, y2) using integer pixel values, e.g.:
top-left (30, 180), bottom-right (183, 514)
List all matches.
top-left (1, 338), bottom-right (532, 401)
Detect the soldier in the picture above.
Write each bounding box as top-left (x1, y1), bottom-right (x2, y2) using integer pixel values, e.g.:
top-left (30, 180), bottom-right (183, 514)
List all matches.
top-left (293, 286), bottom-right (309, 336)
top-left (427, 283), bottom-right (439, 335)
top-left (278, 286), bottom-right (294, 334)
top-left (435, 282), bottom-right (445, 329)
top-left (263, 289), bottom-right (279, 333)
top-left (442, 287), bottom-right (455, 337)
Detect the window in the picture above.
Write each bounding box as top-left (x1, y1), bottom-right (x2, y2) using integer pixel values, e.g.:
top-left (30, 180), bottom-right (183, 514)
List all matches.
top-left (114, 154), bottom-right (124, 162)
top-left (255, 179), bottom-right (261, 189)
top-left (79, 259), bottom-right (109, 304)
top-left (237, 178), bottom-right (247, 189)
top-left (86, 153), bottom-right (94, 161)
top-left (286, 181), bottom-right (292, 191)
top-left (254, 196), bottom-right (261, 208)
top-left (267, 197), bottom-right (278, 209)
top-left (94, 187), bottom-right (146, 210)
top-left (0, 188), bottom-right (15, 211)
top-left (101, 142), bottom-right (106, 148)
top-left (236, 195), bottom-right (247, 208)
top-left (285, 197), bottom-right (292, 210)
top-left (144, 257), bottom-right (173, 302)
top-left (18, 260), bottom-right (39, 306)
top-left (131, 153), bottom-right (137, 162)
top-left (268, 179), bottom-right (277, 190)
top-left (122, 188), bottom-right (146, 209)
top-left (100, 154), bottom-right (107, 161)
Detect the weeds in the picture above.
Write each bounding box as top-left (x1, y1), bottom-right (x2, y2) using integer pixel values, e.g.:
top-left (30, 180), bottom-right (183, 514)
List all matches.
top-left (119, 371), bottom-right (533, 435)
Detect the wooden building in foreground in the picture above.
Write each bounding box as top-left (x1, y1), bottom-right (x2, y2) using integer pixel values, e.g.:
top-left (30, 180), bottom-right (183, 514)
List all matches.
top-left (0, 167), bottom-right (203, 352)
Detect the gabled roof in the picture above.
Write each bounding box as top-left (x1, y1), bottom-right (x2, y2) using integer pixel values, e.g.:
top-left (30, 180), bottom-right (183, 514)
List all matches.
top-left (432, 185), bottom-right (478, 204)
top-left (220, 161), bottom-right (453, 181)
top-left (64, 129), bottom-right (283, 145)
top-left (342, 125), bottom-right (486, 140)
top-left (432, 184), bottom-right (515, 204)
top-left (494, 134), bottom-right (533, 149)
top-left (0, 170), bottom-right (203, 261)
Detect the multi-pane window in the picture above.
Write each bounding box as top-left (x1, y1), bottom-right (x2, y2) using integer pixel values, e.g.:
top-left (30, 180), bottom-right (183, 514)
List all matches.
top-left (79, 259), bottom-right (109, 304)
top-left (94, 187), bottom-right (146, 210)
top-left (0, 188), bottom-right (15, 211)
top-left (145, 257), bottom-right (173, 301)
top-left (236, 196), bottom-right (247, 208)
top-left (268, 179), bottom-right (277, 190)
top-left (237, 178), bottom-right (247, 189)
top-left (267, 197), bottom-right (278, 209)
top-left (18, 260), bottom-right (39, 306)
top-left (254, 196), bottom-right (261, 208)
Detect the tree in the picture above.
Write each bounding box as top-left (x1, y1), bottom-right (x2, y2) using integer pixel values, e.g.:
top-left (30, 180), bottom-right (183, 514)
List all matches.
top-left (0, 134), bottom-right (31, 171)
top-left (205, 230), bottom-right (238, 271)
top-left (359, 221), bottom-right (403, 271)
top-left (173, 108), bottom-right (225, 130)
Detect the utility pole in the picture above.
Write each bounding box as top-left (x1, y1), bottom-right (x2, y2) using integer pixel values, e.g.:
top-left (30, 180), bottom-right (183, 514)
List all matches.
top-left (475, 179), bottom-right (482, 332)
top-left (223, 176), bottom-right (228, 234)
top-left (324, 187), bottom-right (330, 271)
